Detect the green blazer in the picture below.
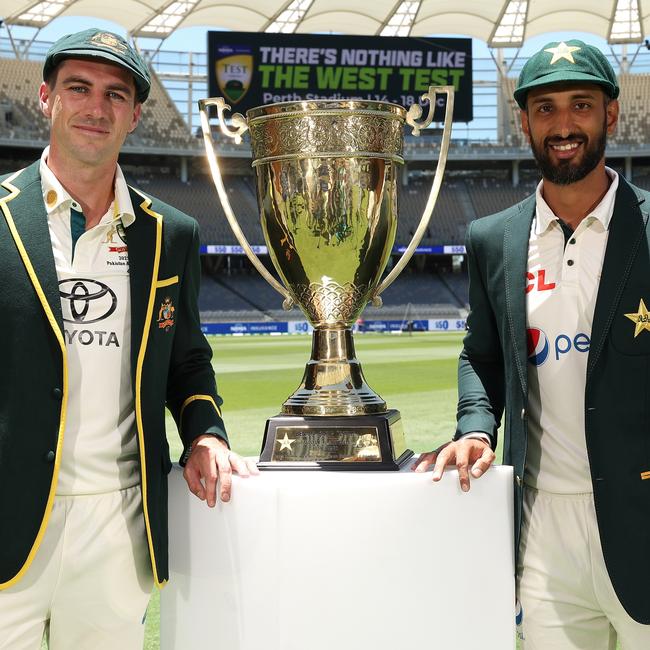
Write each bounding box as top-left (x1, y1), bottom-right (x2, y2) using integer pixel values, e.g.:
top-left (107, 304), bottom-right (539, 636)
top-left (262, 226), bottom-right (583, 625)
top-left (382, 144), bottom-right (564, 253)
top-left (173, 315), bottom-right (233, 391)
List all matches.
top-left (0, 161), bottom-right (227, 590)
top-left (456, 175), bottom-right (650, 624)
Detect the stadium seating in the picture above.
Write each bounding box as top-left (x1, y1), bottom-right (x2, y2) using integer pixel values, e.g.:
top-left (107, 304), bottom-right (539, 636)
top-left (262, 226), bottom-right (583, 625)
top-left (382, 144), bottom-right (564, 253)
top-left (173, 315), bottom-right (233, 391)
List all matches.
top-left (465, 176), bottom-right (537, 218)
top-left (130, 173), bottom-right (262, 245)
top-left (128, 171), bottom-right (476, 248)
top-left (616, 74), bottom-right (650, 148)
top-left (398, 177), bottom-right (472, 243)
top-left (0, 58), bottom-right (49, 142)
top-left (501, 72), bottom-right (650, 149)
top-left (0, 57), bottom-right (196, 150)
top-left (200, 265), bottom-right (468, 323)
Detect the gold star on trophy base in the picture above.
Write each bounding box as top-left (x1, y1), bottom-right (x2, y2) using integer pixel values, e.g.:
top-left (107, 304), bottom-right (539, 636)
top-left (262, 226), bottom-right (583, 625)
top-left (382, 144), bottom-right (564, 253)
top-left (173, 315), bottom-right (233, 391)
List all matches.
top-left (624, 298), bottom-right (650, 337)
top-left (276, 433), bottom-right (296, 451)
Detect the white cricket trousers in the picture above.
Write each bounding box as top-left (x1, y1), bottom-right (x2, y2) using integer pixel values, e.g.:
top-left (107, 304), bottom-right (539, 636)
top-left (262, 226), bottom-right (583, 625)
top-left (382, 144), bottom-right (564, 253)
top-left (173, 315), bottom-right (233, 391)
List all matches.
top-left (0, 486), bottom-right (153, 650)
top-left (517, 486), bottom-right (650, 649)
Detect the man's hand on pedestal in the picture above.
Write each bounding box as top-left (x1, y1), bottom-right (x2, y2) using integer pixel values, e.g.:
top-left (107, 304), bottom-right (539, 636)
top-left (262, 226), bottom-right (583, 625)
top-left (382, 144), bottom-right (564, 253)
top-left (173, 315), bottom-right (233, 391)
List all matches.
top-left (412, 437), bottom-right (495, 492)
top-left (183, 435), bottom-right (259, 506)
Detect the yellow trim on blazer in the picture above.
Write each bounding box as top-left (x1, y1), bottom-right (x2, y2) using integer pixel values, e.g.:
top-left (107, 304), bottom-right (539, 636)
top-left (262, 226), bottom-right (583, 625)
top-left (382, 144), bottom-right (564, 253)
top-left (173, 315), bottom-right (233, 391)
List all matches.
top-left (180, 394), bottom-right (224, 425)
top-left (131, 188), bottom-right (167, 589)
top-left (0, 170), bottom-right (69, 590)
top-left (156, 275), bottom-right (179, 288)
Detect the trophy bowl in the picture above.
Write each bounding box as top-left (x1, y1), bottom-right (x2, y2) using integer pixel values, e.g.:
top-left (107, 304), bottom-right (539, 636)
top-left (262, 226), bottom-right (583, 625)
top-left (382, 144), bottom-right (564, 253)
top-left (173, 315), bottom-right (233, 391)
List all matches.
top-left (199, 88), bottom-right (454, 469)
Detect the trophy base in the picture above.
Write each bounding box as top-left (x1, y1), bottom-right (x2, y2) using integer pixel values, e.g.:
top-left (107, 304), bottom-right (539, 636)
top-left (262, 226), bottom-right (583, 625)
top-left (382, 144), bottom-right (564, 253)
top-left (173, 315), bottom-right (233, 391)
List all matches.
top-left (258, 409), bottom-right (413, 471)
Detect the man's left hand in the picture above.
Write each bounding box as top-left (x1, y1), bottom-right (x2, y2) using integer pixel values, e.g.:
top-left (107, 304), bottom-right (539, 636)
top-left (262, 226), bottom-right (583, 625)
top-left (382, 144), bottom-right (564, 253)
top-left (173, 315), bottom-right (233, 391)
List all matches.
top-left (183, 435), bottom-right (259, 507)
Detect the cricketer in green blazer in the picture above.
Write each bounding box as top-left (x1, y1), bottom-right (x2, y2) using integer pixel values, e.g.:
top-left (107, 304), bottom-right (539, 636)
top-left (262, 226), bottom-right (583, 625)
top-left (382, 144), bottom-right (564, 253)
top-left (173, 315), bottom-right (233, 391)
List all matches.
top-left (0, 160), bottom-right (228, 590)
top-left (455, 175), bottom-right (650, 624)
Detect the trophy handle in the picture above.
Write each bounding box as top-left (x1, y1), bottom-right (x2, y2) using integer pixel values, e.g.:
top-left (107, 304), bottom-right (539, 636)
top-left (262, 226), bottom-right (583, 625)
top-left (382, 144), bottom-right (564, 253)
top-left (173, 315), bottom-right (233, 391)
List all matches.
top-left (371, 86), bottom-right (455, 305)
top-left (198, 98), bottom-right (295, 309)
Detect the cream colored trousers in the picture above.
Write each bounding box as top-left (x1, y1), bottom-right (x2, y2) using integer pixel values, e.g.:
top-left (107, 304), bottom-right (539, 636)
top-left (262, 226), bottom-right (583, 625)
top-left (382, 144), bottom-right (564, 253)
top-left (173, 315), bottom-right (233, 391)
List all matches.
top-left (517, 487), bottom-right (650, 650)
top-left (0, 486), bottom-right (153, 650)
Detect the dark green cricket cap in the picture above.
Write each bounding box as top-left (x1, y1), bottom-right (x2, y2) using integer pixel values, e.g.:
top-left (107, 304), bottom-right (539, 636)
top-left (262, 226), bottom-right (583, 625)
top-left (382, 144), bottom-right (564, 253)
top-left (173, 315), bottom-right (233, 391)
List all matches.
top-left (514, 39), bottom-right (619, 109)
top-left (43, 28), bottom-right (151, 103)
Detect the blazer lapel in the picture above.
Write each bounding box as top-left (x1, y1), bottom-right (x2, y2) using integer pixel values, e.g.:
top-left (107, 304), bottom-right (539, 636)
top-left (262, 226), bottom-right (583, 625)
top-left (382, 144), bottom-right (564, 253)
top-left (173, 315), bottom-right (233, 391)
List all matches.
top-left (504, 195), bottom-right (536, 398)
top-left (126, 187), bottom-right (163, 380)
top-left (588, 178), bottom-right (649, 377)
top-left (0, 162), bottom-right (64, 335)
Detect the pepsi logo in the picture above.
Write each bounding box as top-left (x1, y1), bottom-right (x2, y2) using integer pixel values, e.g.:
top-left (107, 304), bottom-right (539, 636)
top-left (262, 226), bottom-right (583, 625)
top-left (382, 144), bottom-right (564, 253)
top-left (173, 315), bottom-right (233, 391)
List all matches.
top-left (527, 328), bottom-right (549, 366)
top-left (527, 328), bottom-right (591, 365)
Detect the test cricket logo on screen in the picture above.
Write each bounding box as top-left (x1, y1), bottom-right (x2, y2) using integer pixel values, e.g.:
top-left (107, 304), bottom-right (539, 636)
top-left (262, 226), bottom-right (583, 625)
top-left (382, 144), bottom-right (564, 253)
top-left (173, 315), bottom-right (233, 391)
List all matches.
top-left (216, 45), bottom-right (253, 104)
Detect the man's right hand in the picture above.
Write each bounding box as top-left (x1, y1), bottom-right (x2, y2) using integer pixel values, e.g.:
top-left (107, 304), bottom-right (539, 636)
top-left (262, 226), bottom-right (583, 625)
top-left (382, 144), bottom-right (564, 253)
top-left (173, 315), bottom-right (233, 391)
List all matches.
top-left (412, 437), bottom-right (495, 492)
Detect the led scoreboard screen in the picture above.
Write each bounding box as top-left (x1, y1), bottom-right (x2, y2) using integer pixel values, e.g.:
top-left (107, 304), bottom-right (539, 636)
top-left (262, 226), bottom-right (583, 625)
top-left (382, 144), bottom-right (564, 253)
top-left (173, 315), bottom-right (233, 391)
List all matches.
top-left (207, 31), bottom-right (473, 123)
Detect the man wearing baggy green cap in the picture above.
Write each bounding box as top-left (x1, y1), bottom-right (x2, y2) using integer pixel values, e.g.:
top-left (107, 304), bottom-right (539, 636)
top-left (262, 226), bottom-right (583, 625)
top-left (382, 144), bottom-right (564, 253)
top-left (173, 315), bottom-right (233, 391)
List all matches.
top-left (0, 28), bottom-right (257, 649)
top-left (415, 39), bottom-right (650, 647)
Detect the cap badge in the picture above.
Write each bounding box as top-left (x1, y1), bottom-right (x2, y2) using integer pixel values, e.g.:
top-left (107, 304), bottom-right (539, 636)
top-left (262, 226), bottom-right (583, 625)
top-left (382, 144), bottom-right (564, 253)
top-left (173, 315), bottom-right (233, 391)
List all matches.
top-left (544, 42), bottom-right (581, 65)
top-left (624, 298), bottom-right (650, 338)
top-left (88, 32), bottom-right (128, 55)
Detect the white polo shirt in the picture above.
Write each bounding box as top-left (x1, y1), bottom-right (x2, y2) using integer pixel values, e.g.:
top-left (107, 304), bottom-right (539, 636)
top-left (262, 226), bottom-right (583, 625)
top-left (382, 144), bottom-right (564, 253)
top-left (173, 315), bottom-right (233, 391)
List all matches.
top-left (40, 148), bottom-right (140, 495)
top-left (525, 168), bottom-right (618, 493)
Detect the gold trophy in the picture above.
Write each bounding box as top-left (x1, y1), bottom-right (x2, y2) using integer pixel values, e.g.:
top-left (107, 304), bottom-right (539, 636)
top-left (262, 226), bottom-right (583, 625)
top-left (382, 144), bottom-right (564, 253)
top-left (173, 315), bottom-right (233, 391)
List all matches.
top-left (199, 87), bottom-right (454, 469)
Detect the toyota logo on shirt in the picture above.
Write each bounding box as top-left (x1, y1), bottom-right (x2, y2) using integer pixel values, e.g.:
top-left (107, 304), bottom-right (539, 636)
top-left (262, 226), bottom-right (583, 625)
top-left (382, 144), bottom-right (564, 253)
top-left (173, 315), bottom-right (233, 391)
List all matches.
top-left (59, 279), bottom-right (117, 324)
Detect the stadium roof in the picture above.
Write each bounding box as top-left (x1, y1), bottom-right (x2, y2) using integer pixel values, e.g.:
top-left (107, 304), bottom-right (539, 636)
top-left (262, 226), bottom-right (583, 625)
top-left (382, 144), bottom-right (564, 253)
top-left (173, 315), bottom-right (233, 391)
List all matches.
top-left (2, 0), bottom-right (648, 46)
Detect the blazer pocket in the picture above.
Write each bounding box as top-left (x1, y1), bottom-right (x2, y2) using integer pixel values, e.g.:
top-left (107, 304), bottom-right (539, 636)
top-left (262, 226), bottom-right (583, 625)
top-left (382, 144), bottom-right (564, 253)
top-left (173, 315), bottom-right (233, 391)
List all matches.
top-left (155, 275), bottom-right (179, 289)
top-left (611, 286), bottom-right (650, 355)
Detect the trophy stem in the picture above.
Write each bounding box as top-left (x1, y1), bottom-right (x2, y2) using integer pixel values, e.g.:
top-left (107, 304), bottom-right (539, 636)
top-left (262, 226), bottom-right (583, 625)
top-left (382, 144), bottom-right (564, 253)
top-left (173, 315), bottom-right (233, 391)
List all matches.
top-left (281, 327), bottom-right (387, 416)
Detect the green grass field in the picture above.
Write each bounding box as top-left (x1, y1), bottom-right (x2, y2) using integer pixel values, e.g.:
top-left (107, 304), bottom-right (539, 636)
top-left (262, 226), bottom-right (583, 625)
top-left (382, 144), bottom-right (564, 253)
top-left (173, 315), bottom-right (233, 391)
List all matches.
top-left (143, 330), bottom-right (471, 649)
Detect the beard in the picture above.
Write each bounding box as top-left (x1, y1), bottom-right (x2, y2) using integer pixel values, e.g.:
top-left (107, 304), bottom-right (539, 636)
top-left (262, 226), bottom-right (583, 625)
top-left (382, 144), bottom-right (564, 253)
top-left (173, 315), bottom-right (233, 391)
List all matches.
top-left (529, 120), bottom-right (607, 186)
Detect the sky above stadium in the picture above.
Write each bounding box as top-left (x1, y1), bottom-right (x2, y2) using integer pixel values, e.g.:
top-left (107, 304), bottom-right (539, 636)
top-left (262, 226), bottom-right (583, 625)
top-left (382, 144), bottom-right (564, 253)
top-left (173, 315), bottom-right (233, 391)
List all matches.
top-left (4, 15), bottom-right (614, 60)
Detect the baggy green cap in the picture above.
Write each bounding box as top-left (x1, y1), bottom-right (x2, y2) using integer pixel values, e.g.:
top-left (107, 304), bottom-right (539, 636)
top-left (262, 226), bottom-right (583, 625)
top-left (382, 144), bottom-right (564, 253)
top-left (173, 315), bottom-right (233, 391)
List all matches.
top-left (514, 39), bottom-right (619, 109)
top-left (43, 28), bottom-right (151, 103)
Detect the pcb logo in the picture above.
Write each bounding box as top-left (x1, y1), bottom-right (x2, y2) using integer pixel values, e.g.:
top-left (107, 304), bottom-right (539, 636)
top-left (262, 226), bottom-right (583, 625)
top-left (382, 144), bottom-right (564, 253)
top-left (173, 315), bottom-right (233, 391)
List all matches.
top-left (216, 48), bottom-right (253, 104)
top-left (158, 297), bottom-right (175, 332)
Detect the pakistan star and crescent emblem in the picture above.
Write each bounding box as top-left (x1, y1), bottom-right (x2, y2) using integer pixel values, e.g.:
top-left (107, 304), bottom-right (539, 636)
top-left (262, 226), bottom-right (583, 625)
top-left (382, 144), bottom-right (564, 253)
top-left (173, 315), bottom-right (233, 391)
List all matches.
top-left (624, 298), bottom-right (650, 338)
top-left (544, 42), bottom-right (581, 65)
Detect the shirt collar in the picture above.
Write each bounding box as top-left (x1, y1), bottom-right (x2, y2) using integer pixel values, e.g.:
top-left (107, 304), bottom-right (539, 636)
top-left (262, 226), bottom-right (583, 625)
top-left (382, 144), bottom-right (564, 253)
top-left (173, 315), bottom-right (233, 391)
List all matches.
top-left (534, 166), bottom-right (619, 236)
top-left (39, 146), bottom-right (136, 227)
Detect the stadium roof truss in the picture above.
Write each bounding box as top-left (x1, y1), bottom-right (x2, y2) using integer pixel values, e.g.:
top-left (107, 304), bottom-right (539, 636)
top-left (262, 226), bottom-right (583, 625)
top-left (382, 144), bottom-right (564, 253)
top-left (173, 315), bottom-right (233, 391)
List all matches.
top-left (133, 0), bottom-right (202, 38)
top-left (1, 0), bottom-right (648, 46)
top-left (5, 0), bottom-right (77, 28)
top-left (378, 1), bottom-right (422, 37)
top-left (264, 0), bottom-right (314, 33)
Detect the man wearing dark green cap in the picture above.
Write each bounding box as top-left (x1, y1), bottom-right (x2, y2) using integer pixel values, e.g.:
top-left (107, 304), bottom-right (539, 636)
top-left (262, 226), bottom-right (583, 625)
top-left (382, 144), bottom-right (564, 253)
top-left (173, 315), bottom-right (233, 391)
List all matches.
top-left (0, 28), bottom-right (256, 649)
top-left (416, 40), bottom-right (650, 647)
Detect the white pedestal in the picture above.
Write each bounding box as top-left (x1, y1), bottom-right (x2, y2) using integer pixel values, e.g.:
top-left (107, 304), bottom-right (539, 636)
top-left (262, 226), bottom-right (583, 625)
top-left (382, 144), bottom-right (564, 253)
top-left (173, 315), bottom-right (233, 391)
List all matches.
top-left (161, 463), bottom-right (515, 650)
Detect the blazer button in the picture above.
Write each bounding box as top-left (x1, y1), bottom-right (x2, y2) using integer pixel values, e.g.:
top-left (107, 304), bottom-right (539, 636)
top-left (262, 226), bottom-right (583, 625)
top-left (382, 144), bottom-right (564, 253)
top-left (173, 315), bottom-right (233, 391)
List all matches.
top-left (516, 475), bottom-right (522, 486)
top-left (520, 408), bottom-right (526, 420)
top-left (45, 450), bottom-right (55, 463)
top-left (52, 387), bottom-right (63, 400)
